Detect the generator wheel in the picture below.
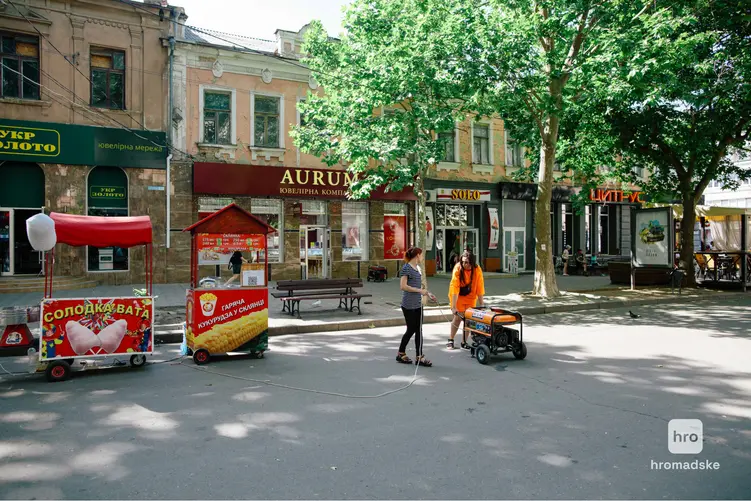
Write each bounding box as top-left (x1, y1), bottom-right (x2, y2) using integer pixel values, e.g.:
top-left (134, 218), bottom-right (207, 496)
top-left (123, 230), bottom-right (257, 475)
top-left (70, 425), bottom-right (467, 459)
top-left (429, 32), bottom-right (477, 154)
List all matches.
top-left (45, 360), bottom-right (71, 383)
top-left (476, 345), bottom-right (490, 365)
top-left (513, 342), bottom-right (528, 360)
top-left (193, 349), bottom-right (210, 365)
top-left (130, 354), bottom-right (147, 367)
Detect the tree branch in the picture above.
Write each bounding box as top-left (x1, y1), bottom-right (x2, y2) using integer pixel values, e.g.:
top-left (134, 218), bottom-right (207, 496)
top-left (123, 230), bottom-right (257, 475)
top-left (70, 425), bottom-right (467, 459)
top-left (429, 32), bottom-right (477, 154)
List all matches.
top-left (561, 10), bottom-right (591, 86)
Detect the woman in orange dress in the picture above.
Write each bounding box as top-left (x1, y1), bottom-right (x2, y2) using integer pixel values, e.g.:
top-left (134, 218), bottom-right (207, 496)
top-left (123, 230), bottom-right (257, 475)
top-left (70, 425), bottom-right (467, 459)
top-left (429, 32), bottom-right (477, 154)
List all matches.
top-left (446, 250), bottom-right (485, 350)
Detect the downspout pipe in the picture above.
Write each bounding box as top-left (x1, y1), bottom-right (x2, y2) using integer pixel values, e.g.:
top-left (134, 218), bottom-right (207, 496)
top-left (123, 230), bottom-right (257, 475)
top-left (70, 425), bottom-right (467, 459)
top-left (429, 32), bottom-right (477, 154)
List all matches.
top-left (167, 9), bottom-right (176, 249)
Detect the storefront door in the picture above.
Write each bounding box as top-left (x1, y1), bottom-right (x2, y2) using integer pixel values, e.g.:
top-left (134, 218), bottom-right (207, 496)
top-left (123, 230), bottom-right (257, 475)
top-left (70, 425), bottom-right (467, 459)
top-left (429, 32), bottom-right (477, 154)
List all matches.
top-left (503, 228), bottom-right (526, 272)
top-left (300, 225), bottom-right (330, 279)
top-left (1, 209), bottom-right (11, 276)
top-left (461, 229), bottom-right (478, 256)
top-left (0, 207), bottom-right (43, 276)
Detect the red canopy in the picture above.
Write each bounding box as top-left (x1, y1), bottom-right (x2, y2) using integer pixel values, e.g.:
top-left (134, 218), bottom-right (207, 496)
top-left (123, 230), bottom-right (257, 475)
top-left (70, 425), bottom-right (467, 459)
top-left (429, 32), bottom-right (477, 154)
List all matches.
top-left (50, 212), bottom-right (153, 248)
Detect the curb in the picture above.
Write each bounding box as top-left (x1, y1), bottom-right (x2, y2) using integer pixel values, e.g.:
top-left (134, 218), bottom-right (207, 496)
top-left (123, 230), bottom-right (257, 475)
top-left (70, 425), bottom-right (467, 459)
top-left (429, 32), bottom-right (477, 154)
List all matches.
top-left (153, 291), bottom-right (744, 344)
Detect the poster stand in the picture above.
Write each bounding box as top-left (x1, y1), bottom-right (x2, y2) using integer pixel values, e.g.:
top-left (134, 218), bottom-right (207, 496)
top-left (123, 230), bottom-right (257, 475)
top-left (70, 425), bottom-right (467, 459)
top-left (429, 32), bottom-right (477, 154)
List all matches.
top-left (630, 207), bottom-right (675, 291)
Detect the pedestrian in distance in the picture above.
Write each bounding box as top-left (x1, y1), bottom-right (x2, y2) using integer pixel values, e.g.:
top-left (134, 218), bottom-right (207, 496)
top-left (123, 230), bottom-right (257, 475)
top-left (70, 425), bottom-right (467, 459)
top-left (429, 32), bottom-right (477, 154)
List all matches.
top-left (224, 250), bottom-right (248, 285)
top-left (562, 245), bottom-right (571, 276)
top-left (397, 247), bottom-right (436, 367)
top-left (446, 250), bottom-right (485, 350)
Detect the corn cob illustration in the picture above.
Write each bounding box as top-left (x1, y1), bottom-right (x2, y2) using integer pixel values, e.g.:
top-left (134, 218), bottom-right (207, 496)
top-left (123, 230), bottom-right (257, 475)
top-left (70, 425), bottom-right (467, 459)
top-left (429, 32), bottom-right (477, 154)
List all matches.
top-left (195, 310), bottom-right (268, 353)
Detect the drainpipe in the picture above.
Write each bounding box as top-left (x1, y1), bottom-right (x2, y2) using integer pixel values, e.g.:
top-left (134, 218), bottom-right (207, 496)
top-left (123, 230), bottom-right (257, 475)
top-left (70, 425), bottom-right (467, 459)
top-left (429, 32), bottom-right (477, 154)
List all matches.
top-left (166, 9), bottom-right (176, 249)
top-left (166, 153), bottom-right (172, 249)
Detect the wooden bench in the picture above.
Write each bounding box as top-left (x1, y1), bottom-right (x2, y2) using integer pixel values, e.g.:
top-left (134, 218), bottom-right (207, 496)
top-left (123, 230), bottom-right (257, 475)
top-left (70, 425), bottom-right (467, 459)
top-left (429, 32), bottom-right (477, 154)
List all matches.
top-left (271, 278), bottom-right (372, 318)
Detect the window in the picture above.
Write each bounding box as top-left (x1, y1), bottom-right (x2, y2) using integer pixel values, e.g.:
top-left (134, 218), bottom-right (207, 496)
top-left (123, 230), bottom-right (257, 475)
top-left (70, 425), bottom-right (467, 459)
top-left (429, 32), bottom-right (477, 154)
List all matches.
top-left (384, 203), bottom-right (407, 260)
top-left (87, 166), bottom-right (128, 272)
top-left (438, 129), bottom-right (456, 163)
top-left (561, 203), bottom-right (573, 250)
top-left (197, 197), bottom-right (233, 219)
top-left (90, 48), bottom-right (125, 109)
top-left (203, 91), bottom-right (232, 145)
top-left (505, 132), bottom-right (524, 168)
top-left (251, 199), bottom-right (283, 263)
top-left (342, 202), bottom-right (368, 261)
top-left (473, 124), bottom-right (490, 164)
top-left (598, 205), bottom-right (609, 254)
top-left (1, 32), bottom-right (39, 100)
top-left (254, 95), bottom-right (281, 148)
top-left (633, 166), bottom-right (645, 179)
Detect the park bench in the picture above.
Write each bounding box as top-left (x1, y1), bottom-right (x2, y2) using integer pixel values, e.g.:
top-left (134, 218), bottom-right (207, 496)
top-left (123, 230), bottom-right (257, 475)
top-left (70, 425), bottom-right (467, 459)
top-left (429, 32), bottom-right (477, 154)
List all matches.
top-left (270, 278), bottom-right (372, 318)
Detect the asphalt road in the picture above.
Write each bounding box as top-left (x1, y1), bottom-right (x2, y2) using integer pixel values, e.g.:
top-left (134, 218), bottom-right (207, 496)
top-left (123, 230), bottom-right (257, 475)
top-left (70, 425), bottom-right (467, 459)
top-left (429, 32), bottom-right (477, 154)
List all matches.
top-left (1, 298), bottom-right (750, 500)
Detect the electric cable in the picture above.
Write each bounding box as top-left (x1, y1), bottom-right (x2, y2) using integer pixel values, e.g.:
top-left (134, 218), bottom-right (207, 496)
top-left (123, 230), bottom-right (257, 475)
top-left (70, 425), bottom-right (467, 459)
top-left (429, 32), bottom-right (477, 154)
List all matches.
top-left (6, 0), bottom-right (194, 160)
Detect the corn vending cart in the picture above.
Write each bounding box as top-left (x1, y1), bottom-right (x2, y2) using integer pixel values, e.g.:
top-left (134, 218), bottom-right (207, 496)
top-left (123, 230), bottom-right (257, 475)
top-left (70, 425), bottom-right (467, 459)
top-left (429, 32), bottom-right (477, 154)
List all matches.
top-left (184, 203), bottom-right (275, 365)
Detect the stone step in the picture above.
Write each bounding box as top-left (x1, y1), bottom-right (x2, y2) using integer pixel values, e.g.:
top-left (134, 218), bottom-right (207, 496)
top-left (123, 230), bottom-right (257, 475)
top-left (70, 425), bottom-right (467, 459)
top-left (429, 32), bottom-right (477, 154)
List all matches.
top-left (0, 277), bottom-right (98, 294)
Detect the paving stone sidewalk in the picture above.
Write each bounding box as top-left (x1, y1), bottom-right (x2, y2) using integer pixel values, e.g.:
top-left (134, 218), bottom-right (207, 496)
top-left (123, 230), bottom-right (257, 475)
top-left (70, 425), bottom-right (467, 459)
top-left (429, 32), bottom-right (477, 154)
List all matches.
top-left (4, 273), bottom-right (741, 341)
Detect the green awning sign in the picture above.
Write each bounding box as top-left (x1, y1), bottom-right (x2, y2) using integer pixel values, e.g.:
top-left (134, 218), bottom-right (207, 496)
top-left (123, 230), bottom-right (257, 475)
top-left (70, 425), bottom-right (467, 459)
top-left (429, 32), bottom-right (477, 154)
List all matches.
top-left (90, 186), bottom-right (126, 200)
top-left (0, 119), bottom-right (166, 169)
top-left (0, 125), bottom-right (60, 157)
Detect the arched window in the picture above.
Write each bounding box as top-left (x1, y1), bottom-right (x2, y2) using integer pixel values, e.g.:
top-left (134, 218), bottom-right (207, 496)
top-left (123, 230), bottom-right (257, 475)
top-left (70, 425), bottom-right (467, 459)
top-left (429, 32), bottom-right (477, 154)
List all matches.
top-left (87, 166), bottom-right (128, 272)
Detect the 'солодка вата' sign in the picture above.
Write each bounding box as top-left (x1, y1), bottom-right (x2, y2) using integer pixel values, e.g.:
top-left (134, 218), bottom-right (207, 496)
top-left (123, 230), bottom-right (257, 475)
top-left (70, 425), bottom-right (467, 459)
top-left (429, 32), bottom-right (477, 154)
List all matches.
top-left (0, 119), bottom-right (167, 169)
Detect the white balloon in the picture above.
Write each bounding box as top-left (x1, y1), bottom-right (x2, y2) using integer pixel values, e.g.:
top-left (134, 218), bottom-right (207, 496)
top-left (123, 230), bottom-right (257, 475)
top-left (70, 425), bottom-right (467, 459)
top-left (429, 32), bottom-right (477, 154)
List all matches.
top-left (26, 213), bottom-right (57, 252)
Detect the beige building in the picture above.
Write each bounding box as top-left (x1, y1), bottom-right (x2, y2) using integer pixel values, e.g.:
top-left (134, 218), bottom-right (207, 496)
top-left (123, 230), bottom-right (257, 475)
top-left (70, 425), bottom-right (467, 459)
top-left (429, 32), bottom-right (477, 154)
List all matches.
top-left (0, 0), bottom-right (181, 284)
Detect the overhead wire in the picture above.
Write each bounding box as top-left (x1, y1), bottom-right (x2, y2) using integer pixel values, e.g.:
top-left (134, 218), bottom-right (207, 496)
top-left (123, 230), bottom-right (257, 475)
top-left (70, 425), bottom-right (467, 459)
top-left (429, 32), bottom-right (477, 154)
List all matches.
top-left (6, 0), bottom-right (194, 160)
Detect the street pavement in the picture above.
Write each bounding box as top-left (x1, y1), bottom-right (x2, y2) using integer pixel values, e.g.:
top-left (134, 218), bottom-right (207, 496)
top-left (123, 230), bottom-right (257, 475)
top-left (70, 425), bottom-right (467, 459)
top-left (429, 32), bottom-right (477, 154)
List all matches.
top-left (1, 298), bottom-right (749, 499)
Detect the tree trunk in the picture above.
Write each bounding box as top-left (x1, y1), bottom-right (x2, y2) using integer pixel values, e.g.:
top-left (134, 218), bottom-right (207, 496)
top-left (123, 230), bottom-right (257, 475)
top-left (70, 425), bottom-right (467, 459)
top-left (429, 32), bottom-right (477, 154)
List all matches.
top-left (532, 130), bottom-right (561, 298)
top-left (679, 192), bottom-right (697, 288)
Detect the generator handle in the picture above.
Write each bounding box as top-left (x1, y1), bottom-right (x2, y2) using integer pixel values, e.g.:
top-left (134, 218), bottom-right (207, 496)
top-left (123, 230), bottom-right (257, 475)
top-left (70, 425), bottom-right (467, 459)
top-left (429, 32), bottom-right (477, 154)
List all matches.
top-left (490, 307), bottom-right (522, 320)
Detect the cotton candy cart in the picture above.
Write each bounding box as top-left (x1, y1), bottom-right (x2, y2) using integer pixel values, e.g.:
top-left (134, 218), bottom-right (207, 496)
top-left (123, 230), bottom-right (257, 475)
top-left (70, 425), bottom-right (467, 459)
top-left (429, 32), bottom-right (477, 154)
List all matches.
top-left (183, 203), bottom-right (275, 365)
top-left (27, 212), bottom-right (155, 382)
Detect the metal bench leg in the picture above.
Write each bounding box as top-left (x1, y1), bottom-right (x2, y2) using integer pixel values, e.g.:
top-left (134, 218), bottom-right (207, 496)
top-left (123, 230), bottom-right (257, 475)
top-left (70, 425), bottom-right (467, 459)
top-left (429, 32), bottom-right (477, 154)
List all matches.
top-left (351, 297), bottom-right (362, 315)
top-left (339, 297), bottom-right (346, 309)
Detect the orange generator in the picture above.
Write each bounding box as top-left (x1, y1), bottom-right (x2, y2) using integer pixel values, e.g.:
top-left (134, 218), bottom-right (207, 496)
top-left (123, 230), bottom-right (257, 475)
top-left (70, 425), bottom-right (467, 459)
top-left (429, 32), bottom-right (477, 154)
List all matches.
top-left (462, 307), bottom-right (527, 365)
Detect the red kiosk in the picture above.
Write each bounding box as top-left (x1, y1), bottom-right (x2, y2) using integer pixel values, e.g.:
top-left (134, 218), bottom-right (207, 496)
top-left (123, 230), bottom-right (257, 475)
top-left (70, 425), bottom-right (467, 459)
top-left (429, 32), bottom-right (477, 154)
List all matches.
top-left (183, 203), bottom-right (275, 365)
top-left (35, 212), bottom-right (155, 382)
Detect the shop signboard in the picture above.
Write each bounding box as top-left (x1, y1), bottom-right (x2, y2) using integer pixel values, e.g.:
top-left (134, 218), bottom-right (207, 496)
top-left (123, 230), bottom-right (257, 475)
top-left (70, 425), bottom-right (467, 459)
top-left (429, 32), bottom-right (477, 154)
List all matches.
top-left (435, 188), bottom-right (491, 202)
top-left (590, 189), bottom-right (643, 204)
top-left (488, 207), bottom-right (500, 250)
top-left (0, 119), bottom-right (167, 169)
top-left (89, 186), bottom-right (127, 200)
top-left (193, 163), bottom-right (416, 201)
top-left (384, 215), bottom-right (407, 260)
top-left (197, 233), bottom-right (266, 265)
top-left (39, 297), bottom-right (153, 361)
top-left (186, 288), bottom-right (268, 353)
top-left (632, 207), bottom-right (673, 267)
top-left (425, 206), bottom-right (435, 252)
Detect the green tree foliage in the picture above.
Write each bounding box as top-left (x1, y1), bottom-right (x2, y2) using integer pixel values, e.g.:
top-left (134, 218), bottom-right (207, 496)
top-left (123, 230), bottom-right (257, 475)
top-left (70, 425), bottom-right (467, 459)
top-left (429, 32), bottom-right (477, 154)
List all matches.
top-left (592, 0), bottom-right (751, 285)
top-left (292, 1), bottom-right (484, 258)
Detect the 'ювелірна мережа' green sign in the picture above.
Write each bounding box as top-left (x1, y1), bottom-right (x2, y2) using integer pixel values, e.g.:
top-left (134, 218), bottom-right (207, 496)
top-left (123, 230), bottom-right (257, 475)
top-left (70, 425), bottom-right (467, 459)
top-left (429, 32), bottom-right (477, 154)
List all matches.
top-left (0, 119), bottom-right (167, 169)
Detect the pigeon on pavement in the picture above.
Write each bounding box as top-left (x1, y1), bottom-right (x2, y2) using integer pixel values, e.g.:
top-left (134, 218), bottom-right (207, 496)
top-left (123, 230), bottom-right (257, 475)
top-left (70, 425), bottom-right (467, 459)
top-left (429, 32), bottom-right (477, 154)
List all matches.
top-left (629, 310), bottom-right (640, 319)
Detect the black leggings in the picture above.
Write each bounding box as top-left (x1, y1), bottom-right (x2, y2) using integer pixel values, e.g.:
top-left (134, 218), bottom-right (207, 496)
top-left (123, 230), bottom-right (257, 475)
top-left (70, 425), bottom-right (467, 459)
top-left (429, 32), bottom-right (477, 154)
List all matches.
top-left (400, 307), bottom-right (423, 356)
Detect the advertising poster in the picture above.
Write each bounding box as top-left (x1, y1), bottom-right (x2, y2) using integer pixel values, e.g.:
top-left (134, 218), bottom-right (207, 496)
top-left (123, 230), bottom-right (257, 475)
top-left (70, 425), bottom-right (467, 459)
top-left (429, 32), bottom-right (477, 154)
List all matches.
top-left (633, 208), bottom-right (671, 267)
top-left (197, 233), bottom-right (266, 265)
top-left (425, 207), bottom-right (434, 252)
top-left (39, 297), bottom-right (154, 361)
top-left (384, 215), bottom-right (407, 260)
top-left (186, 288), bottom-right (268, 353)
top-left (488, 207), bottom-right (500, 250)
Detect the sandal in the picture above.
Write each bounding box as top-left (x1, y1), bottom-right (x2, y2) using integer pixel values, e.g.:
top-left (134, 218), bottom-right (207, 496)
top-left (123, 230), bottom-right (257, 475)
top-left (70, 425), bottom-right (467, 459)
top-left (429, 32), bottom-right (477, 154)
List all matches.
top-left (415, 356), bottom-right (432, 367)
top-left (446, 339), bottom-right (455, 350)
top-left (396, 352), bottom-right (412, 364)
top-left (460, 342), bottom-right (471, 350)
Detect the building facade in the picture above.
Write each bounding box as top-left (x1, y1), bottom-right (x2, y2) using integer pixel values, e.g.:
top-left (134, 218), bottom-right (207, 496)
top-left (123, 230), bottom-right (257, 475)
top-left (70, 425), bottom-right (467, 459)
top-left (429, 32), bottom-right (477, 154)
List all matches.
top-left (169, 25), bottom-right (417, 282)
top-left (0, 0), bottom-right (178, 283)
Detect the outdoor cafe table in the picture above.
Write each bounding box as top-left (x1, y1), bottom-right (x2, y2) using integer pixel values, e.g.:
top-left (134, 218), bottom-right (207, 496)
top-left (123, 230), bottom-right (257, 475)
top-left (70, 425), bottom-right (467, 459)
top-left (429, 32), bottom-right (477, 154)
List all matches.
top-left (694, 251), bottom-right (750, 286)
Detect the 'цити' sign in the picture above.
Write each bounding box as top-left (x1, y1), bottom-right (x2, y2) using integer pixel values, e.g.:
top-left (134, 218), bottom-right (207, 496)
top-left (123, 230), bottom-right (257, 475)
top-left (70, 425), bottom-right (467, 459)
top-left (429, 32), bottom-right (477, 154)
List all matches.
top-left (0, 119), bottom-right (166, 169)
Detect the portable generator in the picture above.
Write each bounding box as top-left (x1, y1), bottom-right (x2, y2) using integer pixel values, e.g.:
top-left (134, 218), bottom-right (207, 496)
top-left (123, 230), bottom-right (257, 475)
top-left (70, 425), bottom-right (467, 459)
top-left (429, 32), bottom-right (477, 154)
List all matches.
top-left (367, 265), bottom-right (387, 282)
top-left (462, 307), bottom-right (527, 365)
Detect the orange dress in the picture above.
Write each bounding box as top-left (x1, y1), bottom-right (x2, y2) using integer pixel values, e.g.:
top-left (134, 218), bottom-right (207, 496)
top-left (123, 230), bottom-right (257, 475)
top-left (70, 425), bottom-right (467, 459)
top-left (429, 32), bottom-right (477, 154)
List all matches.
top-left (448, 264), bottom-right (485, 313)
